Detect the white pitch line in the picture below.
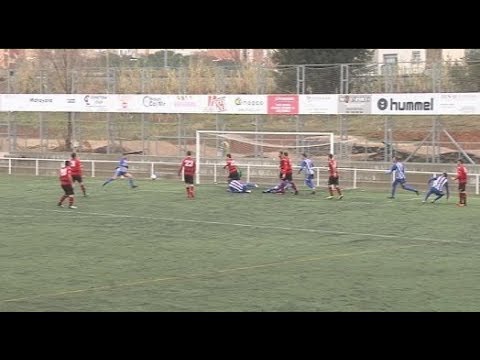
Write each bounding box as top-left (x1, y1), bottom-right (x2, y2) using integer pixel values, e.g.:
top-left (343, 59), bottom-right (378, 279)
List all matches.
top-left (1, 244), bottom-right (423, 303)
top-left (136, 189), bottom-right (183, 193)
top-left (24, 208), bottom-right (474, 245)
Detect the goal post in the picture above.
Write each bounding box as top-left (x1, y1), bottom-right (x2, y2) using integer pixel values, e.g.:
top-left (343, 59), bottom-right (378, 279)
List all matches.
top-left (195, 130), bottom-right (335, 184)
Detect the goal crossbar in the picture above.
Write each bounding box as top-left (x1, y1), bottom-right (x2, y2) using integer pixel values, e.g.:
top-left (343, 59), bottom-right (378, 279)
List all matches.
top-left (195, 130), bottom-right (335, 184)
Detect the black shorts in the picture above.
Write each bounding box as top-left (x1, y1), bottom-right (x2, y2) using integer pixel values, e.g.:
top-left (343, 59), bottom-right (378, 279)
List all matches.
top-left (328, 176), bottom-right (339, 186)
top-left (458, 182), bottom-right (466, 192)
top-left (72, 175), bottom-right (83, 183)
top-left (282, 173), bottom-right (293, 182)
top-left (61, 184), bottom-right (74, 195)
top-left (228, 171), bottom-right (240, 181)
top-left (184, 174), bottom-right (194, 185)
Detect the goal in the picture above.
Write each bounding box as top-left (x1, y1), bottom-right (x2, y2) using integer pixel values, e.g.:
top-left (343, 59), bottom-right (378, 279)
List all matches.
top-left (195, 130), bottom-right (335, 184)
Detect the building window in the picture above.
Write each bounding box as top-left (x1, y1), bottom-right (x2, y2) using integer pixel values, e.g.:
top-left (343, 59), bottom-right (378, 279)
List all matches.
top-left (383, 53), bottom-right (398, 65)
top-left (411, 50), bottom-right (421, 63)
top-left (382, 54), bottom-right (398, 76)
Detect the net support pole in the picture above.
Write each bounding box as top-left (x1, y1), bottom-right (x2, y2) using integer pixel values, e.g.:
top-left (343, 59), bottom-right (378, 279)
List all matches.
top-left (330, 133), bottom-right (334, 155)
top-left (195, 130), bottom-right (201, 184)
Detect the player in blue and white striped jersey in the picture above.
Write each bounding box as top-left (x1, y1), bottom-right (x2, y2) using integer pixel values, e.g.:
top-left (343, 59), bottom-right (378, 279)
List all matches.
top-left (227, 180), bottom-right (258, 193)
top-left (385, 156), bottom-right (419, 199)
top-left (298, 153), bottom-right (316, 194)
top-left (422, 172), bottom-right (450, 203)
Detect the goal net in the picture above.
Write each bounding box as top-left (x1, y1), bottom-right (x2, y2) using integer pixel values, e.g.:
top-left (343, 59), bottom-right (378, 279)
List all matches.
top-left (195, 130), bottom-right (334, 184)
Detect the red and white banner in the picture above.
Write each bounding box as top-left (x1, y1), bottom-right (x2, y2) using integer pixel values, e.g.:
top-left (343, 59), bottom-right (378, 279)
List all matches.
top-left (267, 95), bottom-right (299, 115)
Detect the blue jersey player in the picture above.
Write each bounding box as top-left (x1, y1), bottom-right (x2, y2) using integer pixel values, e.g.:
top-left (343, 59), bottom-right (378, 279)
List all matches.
top-left (102, 155), bottom-right (138, 189)
top-left (422, 172), bottom-right (450, 203)
top-left (298, 153), bottom-right (316, 194)
top-left (385, 156), bottom-right (419, 199)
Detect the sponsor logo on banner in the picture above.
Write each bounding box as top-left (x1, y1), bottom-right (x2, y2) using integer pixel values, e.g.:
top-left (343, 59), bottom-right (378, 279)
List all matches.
top-left (376, 97), bottom-right (434, 111)
top-left (437, 93), bottom-right (479, 114)
top-left (299, 95), bottom-right (337, 114)
top-left (117, 96), bottom-right (130, 109)
top-left (29, 97), bottom-right (53, 103)
top-left (66, 98), bottom-right (76, 104)
top-left (174, 95), bottom-right (197, 108)
top-left (338, 94), bottom-right (371, 114)
top-left (84, 95), bottom-right (108, 107)
top-left (207, 95), bottom-right (226, 112)
top-left (230, 96), bottom-right (266, 113)
top-left (234, 97), bottom-right (264, 106)
top-left (267, 95), bottom-right (299, 115)
top-left (440, 93), bottom-right (477, 101)
top-left (306, 95), bottom-right (331, 102)
top-left (142, 95), bottom-right (166, 107)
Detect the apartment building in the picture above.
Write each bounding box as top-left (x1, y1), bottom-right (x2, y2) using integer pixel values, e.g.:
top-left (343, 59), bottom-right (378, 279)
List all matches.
top-left (372, 49), bottom-right (467, 74)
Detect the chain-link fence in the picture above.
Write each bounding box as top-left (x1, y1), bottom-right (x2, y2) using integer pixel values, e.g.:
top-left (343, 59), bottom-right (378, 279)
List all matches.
top-left (1, 60), bottom-right (480, 163)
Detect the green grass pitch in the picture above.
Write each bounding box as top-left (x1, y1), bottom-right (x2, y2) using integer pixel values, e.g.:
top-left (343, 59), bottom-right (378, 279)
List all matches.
top-left (1, 175), bottom-right (479, 312)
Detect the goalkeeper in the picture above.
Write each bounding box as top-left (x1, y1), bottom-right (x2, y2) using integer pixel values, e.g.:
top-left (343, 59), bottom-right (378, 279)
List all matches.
top-left (102, 155), bottom-right (138, 189)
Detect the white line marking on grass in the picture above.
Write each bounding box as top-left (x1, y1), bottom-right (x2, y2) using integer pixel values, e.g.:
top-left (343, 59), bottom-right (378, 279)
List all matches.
top-left (1, 215), bottom-right (38, 218)
top-left (287, 198), bottom-right (372, 205)
top-left (136, 189), bottom-right (182, 193)
top-left (1, 244), bottom-right (422, 303)
top-left (27, 208), bottom-right (474, 245)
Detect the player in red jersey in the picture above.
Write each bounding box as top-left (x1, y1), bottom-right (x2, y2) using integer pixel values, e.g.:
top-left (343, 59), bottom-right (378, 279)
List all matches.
top-left (57, 160), bottom-right (77, 209)
top-left (280, 151), bottom-right (298, 195)
top-left (70, 152), bottom-right (87, 197)
top-left (223, 153), bottom-right (240, 182)
top-left (452, 159), bottom-right (468, 206)
top-left (326, 153), bottom-right (343, 199)
top-left (178, 150), bottom-right (196, 199)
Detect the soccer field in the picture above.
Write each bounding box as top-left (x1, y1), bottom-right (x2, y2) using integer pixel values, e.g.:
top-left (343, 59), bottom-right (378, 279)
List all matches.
top-left (1, 175), bottom-right (479, 312)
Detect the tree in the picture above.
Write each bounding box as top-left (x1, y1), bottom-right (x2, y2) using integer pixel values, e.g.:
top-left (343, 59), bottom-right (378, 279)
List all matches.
top-left (445, 50), bottom-right (480, 92)
top-left (271, 49), bottom-right (373, 94)
top-left (144, 50), bottom-right (188, 68)
top-left (39, 49), bottom-right (86, 151)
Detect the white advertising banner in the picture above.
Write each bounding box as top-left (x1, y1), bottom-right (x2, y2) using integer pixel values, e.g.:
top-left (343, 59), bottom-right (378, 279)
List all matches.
top-left (371, 93), bottom-right (437, 115)
top-left (1, 94), bottom-right (81, 112)
top-left (171, 95), bottom-right (205, 113)
top-left (133, 94), bottom-right (173, 113)
top-left (298, 95), bottom-right (337, 114)
top-left (1, 92), bottom-right (480, 115)
top-left (436, 93), bottom-right (480, 115)
top-left (224, 95), bottom-right (267, 114)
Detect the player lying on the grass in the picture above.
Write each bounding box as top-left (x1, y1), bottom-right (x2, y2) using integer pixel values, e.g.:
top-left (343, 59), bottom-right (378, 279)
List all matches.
top-left (227, 179), bottom-right (258, 193)
top-left (422, 172), bottom-right (450, 204)
top-left (262, 179), bottom-right (289, 194)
